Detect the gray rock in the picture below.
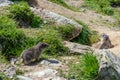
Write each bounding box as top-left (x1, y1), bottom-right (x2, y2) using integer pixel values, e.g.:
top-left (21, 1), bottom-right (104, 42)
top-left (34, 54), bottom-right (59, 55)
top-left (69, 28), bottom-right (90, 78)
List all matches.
top-left (30, 7), bottom-right (82, 40)
top-left (25, 69), bottom-right (57, 78)
top-left (17, 75), bottom-right (33, 80)
top-left (94, 50), bottom-right (120, 80)
top-left (0, 0), bottom-right (13, 6)
top-left (41, 59), bottom-right (60, 65)
top-left (25, 68), bottom-right (66, 80)
top-left (63, 41), bottom-right (93, 54)
top-left (2, 65), bottom-right (16, 78)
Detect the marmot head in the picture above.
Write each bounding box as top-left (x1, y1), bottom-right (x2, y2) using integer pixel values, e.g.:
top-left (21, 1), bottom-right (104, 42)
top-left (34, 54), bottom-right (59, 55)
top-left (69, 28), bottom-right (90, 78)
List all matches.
top-left (101, 33), bottom-right (109, 41)
top-left (37, 42), bottom-right (49, 50)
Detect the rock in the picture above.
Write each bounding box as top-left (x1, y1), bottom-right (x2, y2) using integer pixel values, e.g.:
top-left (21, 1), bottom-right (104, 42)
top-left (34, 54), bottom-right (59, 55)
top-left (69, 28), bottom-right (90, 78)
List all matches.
top-left (94, 50), bottom-right (120, 80)
top-left (63, 41), bottom-right (93, 54)
top-left (26, 69), bottom-right (57, 77)
top-left (24, 68), bottom-right (66, 80)
top-left (30, 7), bottom-right (82, 40)
top-left (43, 76), bottom-right (66, 80)
top-left (2, 65), bottom-right (16, 78)
top-left (17, 75), bottom-right (33, 80)
top-left (41, 59), bottom-right (59, 65)
top-left (0, 0), bottom-right (13, 7)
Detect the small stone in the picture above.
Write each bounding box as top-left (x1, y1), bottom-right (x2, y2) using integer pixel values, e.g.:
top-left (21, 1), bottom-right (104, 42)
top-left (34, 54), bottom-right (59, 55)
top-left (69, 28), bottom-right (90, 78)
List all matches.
top-left (17, 75), bottom-right (33, 80)
top-left (3, 65), bottom-right (16, 78)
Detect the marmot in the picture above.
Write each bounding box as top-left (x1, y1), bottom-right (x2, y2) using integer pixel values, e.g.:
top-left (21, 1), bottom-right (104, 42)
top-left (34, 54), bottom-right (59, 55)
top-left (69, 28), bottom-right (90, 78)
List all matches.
top-left (15, 42), bottom-right (48, 65)
top-left (99, 34), bottom-right (113, 49)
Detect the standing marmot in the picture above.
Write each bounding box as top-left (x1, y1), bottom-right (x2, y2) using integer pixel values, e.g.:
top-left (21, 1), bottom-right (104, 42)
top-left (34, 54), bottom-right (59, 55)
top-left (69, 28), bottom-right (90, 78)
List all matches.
top-left (15, 42), bottom-right (48, 65)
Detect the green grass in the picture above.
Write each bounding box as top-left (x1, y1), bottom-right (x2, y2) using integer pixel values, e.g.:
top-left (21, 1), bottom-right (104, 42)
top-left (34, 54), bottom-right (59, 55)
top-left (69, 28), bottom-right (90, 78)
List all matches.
top-left (9, 1), bottom-right (43, 28)
top-left (48, 0), bottom-right (80, 12)
top-left (66, 52), bottom-right (99, 80)
top-left (0, 52), bottom-right (8, 64)
top-left (84, 0), bottom-right (120, 27)
top-left (84, 0), bottom-right (114, 15)
top-left (43, 24), bottom-right (78, 40)
top-left (72, 20), bottom-right (100, 45)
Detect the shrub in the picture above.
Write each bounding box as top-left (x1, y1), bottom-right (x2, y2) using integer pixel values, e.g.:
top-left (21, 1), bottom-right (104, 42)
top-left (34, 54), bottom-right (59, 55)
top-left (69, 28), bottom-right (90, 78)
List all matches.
top-left (0, 52), bottom-right (8, 63)
top-left (90, 31), bottom-right (100, 44)
top-left (43, 24), bottom-right (76, 40)
top-left (9, 2), bottom-right (43, 27)
top-left (31, 15), bottom-right (43, 28)
top-left (0, 28), bottom-right (26, 58)
top-left (0, 16), bottom-right (17, 30)
top-left (71, 20), bottom-right (100, 45)
top-left (36, 29), bottom-right (69, 56)
top-left (84, 0), bottom-right (114, 15)
top-left (0, 16), bottom-right (36, 59)
top-left (0, 72), bottom-right (10, 80)
top-left (67, 52), bottom-right (99, 80)
top-left (71, 21), bottom-right (92, 45)
top-left (102, 6), bottom-right (114, 15)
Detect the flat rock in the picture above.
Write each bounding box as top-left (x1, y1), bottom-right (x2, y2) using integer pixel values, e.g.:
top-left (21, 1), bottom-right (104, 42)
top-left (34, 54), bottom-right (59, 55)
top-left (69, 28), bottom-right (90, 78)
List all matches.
top-left (63, 41), bottom-right (93, 54)
top-left (24, 68), bottom-right (66, 80)
top-left (17, 75), bottom-right (33, 80)
top-left (30, 7), bottom-right (82, 40)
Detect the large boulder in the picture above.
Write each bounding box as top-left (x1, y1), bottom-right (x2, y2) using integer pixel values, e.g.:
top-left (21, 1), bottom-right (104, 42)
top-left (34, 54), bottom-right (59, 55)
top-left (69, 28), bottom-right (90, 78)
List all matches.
top-left (63, 41), bottom-right (93, 54)
top-left (30, 7), bottom-right (82, 40)
top-left (94, 50), bottom-right (120, 80)
top-left (63, 41), bottom-right (120, 79)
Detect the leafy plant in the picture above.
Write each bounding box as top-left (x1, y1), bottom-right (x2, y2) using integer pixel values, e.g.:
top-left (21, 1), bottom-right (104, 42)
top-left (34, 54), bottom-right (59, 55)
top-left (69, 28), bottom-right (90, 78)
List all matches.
top-left (0, 72), bottom-right (18, 80)
top-left (31, 15), bottom-right (43, 28)
top-left (0, 16), bottom-right (17, 30)
top-left (0, 16), bottom-right (37, 59)
top-left (71, 20), bottom-right (100, 45)
top-left (71, 20), bottom-right (92, 45)
top-left (43, 24), bottom-right (76, 40)
top-left (36, 29), bottom-right (69, 56)
top-left (9, 2), bottom-right (43, 27)
top-left (90, 31), bottom-right (100, 44)
top-left (84, 0), bottom-right (114, 15)
top-left (66, 52), bottom-right (99, 80)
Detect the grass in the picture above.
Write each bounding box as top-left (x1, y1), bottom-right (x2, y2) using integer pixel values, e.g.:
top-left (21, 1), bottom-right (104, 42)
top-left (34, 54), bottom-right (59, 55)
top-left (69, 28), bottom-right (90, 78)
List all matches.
top-left (48, 0), bottom-right (80, 12)
top-left (9, 1), bottom-right (43, 28)
top-left (43, 24), bottom-right (78, 40)
top-left (84, 0), bottom-right (120, 27)
top-left (0, 52), bottom-right (8, 64)
top-left (66, 52), bottom-right (99, 80)
top-left (72, 20), bottom-right (100, 45)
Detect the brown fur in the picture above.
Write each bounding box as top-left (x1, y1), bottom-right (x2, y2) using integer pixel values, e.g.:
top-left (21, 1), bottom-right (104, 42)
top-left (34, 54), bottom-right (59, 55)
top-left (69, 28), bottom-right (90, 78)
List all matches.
top-left (99, 34), bottom-right (113, 49)
top-left (15, 42), bottom-right (48, 65)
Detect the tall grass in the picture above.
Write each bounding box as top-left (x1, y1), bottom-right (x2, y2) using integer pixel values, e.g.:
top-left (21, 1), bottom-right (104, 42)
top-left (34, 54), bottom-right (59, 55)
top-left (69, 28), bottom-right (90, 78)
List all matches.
top-left (43, 24), bottom-right (77, 40)
top-left (9, 1), bottom-right (43, 27)
top-left (84, 0), bottom-right (120, 27)
top-left (66, 52), bottom-right (99, 80)
top-left (84, 0), bottom-right (114, 15)
top-left (71, 20), bottom-right (100, 45)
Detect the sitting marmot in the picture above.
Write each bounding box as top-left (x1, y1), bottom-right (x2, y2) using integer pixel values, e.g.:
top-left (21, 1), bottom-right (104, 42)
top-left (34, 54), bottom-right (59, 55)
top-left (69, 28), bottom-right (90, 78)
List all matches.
top-left (99, 34), bottom-right (113, 49)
